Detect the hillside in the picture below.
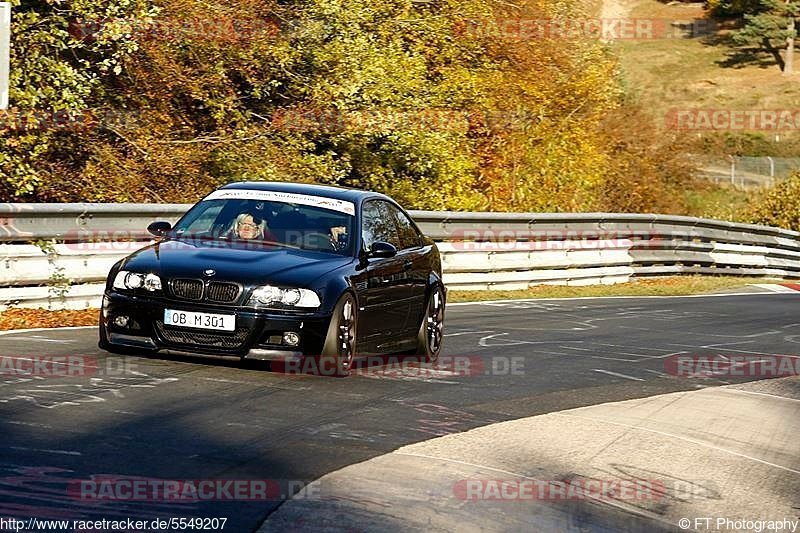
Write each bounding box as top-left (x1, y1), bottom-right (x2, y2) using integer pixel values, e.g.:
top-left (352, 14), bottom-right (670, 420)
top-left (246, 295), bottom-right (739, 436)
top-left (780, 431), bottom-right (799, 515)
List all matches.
top-left (612, 0), bottom-right (800, 118)
top-left (599, 0), bottom-right (800, 224)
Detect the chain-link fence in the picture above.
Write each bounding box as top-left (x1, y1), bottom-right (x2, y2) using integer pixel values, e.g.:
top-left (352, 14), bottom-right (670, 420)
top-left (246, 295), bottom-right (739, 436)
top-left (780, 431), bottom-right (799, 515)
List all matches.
top-left (695, 156), bottom-right (800, 188)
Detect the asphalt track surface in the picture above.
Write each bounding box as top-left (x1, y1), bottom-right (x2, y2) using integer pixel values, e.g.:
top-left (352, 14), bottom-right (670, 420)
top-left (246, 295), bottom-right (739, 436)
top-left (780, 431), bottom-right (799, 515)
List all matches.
top-left (1, 292), bottom-right (799, 532)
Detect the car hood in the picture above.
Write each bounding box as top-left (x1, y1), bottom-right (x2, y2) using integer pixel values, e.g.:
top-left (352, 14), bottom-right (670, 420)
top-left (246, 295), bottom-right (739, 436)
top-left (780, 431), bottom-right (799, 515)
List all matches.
top-left (121, 239), bottom-right (354, 287)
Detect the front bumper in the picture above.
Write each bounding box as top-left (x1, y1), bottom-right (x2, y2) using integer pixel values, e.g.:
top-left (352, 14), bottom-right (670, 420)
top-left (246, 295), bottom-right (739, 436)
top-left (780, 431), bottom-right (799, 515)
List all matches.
top-left (101, 291), bottom-right (330, 360)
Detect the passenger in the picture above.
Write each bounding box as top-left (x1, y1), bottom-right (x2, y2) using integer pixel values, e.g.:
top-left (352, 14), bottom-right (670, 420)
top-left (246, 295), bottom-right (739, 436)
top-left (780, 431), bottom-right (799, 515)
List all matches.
top-left (227, 212), bottom-right (278, 242)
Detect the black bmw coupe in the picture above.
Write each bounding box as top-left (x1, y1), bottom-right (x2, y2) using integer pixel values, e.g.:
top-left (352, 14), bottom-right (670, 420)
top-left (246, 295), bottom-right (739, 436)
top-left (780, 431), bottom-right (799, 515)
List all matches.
top-left (99, 182), bottom-right (446, 376)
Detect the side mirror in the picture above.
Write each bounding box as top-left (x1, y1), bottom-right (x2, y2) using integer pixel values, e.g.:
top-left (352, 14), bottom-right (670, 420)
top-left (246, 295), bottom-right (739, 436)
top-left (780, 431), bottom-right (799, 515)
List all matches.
top-left (147, 221), bottom-right (172, 237)
top-left (368, 241), bottom-right (397, 259)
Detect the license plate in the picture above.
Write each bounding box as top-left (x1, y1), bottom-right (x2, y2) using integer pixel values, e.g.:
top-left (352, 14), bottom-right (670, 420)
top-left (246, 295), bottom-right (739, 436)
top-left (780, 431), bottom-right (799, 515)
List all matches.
top-left (164, 309), bottom-right (235, 331)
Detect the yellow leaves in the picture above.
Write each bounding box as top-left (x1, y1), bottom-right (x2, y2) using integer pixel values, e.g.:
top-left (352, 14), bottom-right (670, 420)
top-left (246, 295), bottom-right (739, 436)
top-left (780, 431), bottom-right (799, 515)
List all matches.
top-left (5, 0), bottom-right (689, 215)
top-left (748, 172), bottom-right (800, 230)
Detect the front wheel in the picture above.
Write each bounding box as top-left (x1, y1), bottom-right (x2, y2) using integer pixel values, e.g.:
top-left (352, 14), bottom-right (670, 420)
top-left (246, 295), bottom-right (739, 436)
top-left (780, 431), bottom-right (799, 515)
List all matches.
top-left (416, 285), bottom-right (445, 363)
top-left (320, 293), bottom-right (358, 377)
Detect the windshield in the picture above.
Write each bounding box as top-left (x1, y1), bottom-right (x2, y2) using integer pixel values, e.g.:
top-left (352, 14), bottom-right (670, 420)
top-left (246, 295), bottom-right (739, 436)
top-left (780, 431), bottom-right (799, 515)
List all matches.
top-left (171, 192), bottom-right (356, 256)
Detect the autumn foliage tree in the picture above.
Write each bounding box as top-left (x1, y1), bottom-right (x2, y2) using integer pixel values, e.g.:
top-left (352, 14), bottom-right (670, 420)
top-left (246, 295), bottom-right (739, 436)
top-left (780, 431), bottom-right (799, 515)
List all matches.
top-left (749, 171), bottom-right (800, 229)
top-left (1, 0), bottom-right (693, 213)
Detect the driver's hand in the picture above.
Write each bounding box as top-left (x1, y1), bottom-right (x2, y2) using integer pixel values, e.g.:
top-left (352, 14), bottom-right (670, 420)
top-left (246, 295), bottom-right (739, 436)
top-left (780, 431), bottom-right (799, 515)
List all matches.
top-left (330, 226), bottom-right (347, 248)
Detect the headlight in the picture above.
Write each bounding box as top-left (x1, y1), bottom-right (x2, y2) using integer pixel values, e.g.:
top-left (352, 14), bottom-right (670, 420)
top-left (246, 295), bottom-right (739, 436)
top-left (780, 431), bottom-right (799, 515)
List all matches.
top-left (249, 285), bottom-right (320, 308)
top-left (143, 273), bottom-right (162, 291)
top-left (113, 270), bottom-right (162, 292)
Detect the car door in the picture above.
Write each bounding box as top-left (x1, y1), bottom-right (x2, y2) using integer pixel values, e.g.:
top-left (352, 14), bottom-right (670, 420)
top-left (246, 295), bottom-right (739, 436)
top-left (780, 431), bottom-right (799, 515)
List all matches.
top-left (385, 203), bottom-right (429, 337)
top-left (357, 200), bottom-right (412, 351)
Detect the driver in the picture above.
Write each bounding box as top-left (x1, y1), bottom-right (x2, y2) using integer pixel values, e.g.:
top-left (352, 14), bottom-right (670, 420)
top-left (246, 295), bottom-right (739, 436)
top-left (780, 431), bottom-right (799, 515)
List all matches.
top-left (329, 225), bottom-right (348, 249)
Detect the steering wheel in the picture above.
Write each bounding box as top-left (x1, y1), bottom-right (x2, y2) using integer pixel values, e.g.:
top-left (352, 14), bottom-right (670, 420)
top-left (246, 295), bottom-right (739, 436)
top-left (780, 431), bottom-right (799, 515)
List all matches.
top-left (303, 232), bottom-right (337, 251)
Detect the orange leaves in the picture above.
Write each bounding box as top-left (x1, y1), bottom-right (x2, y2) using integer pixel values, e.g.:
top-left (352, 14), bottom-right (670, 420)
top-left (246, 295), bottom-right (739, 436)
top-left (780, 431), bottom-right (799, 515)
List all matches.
top-left (0, 308), bottom-right (99, 331)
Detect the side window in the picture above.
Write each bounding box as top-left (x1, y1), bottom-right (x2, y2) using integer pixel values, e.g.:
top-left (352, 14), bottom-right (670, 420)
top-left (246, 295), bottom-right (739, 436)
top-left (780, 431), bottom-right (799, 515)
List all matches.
top-left (388, 205), bottom-right (422, 250)
top-left (198, 203), bottom-right (225, 229)
top-left (362, 201), bottom-right (402, 250)
top-left (174, 201), bottom-right (225, 235)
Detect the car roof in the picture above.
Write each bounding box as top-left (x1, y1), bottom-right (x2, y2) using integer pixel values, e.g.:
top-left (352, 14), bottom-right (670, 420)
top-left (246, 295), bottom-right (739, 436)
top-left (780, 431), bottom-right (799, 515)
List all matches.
top-left (219, 181), bottom-right (386, 203)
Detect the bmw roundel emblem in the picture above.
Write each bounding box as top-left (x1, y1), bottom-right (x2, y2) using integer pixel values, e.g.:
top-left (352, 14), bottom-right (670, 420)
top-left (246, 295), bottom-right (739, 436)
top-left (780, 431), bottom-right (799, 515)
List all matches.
top-left (203, 269), bottom-right (216, 277)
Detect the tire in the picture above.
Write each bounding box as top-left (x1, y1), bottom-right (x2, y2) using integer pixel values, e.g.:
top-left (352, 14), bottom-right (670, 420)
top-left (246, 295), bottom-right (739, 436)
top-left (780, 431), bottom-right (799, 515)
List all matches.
top-left (320, 292), bottom-right (358, 377)
top-left (415, 284), bottom-right (445, 363)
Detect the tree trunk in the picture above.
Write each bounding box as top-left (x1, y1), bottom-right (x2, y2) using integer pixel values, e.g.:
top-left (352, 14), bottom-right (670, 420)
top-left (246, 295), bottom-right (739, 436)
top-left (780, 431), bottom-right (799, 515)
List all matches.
top-left (785, 16), bottom-right (795, 75)
top-left (766, 36), bottom-right (785, 70)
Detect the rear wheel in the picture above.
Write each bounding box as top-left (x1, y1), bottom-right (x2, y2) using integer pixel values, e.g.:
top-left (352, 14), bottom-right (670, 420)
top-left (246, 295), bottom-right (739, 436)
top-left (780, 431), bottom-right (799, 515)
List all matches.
top-left (416, 285), bottom-right (445, 363)
top-left (320, 293), bottom-right (358, 377)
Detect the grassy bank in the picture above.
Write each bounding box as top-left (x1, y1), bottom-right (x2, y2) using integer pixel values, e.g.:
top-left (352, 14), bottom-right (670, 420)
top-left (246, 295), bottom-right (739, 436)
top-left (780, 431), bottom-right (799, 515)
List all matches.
top-left (448, 276), bottom-right (779, 302)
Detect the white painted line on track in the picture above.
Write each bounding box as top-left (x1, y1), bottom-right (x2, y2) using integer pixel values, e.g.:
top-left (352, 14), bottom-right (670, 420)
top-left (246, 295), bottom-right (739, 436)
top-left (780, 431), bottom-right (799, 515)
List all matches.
top-left (560, 345), bottom-right (592, 351)
top-left (199, 376), bottom-right (312, 391)
top-left (592, 369), bottom-right (645, 381)
top-left (449, 291), bottom-right (798, 307)
top-left (6, 420), bottom-right (53, 429)
top-left (669, 343), bottom-right (800, 359)
top-left (0, 356), bottom-right (78, 367)
top-left (0, 326), bottom-right (95, 336)
top-left (637, 350), bottom-right (689, 360)
top-left (200, 377), bottom-right (252, 385)
top-left (594, 342), bottom-right (671, 353)
top-left (7, 446), bottom-right (81, 456)
top-left (444, 330), bottom-right (494, 337)
top-left (0, 336), bottom-right (76, 343)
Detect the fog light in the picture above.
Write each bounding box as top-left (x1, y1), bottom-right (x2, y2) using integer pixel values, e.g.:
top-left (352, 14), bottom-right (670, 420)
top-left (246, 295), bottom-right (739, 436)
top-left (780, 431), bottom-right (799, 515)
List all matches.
top-left (283, 332), bottom-right (300, 346)
top-left (113, 315), bottom-right (130, 328)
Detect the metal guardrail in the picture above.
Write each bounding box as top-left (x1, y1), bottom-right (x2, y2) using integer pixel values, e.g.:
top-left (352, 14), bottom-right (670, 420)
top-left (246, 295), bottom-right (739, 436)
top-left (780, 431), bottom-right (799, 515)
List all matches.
top-left (0, 203), bottom-right (188, 241)
top-left (1, 204), bottom-right (799, 309)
